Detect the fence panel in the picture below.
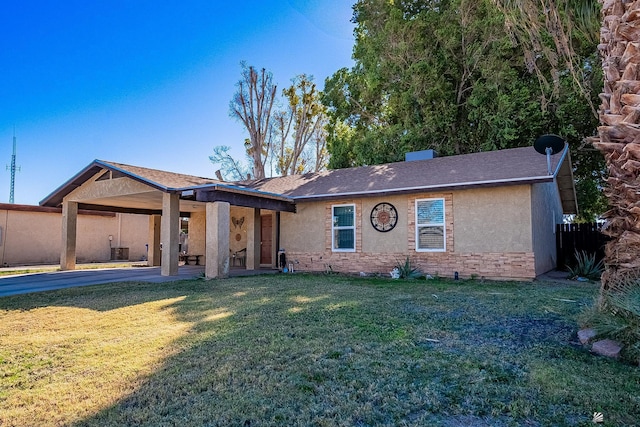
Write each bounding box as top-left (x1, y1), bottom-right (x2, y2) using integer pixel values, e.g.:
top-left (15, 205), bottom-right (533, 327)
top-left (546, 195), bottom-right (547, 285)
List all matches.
top-left (556, 223), bottom-right (609, 270)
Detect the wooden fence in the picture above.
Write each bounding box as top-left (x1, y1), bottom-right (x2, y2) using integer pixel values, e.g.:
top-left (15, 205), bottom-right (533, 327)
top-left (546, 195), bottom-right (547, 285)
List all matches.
top-left (556, 223), bottom-right (609, 270)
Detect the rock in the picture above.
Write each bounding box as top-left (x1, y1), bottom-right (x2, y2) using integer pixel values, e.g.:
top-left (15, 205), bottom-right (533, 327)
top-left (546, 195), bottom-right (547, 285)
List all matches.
top-left (578, 328), bottom-right (597, 344)
top-left (591, 339), bottom-right (623, 359)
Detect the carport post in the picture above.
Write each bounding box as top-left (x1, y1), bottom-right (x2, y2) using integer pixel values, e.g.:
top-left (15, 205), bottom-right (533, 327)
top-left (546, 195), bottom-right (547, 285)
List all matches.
top-left (60, 200), bottom-right (78, 271)
top-left (205, 201), bottom-right (230, 279)
top-left (160, 192), bottom-right (180, 276)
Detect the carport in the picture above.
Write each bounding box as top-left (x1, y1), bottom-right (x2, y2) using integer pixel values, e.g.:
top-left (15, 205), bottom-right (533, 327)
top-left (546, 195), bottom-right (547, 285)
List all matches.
top-left (40, 160), bottom-right (295, 279)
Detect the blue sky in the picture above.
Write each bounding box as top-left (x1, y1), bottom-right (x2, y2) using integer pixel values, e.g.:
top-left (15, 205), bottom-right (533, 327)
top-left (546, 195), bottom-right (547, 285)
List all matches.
top-left (0, 1), bottom-right (355, 205)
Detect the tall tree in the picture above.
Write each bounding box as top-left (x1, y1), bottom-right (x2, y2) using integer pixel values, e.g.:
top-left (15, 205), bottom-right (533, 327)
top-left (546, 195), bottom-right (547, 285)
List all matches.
top-left (229, 63), bottom-right (277, 180)
top-left (325, 0), bottom-right (595, 160)
top-left (493, 0), bottom-right (600, 113)
top-left (273, 75), bottom-right (329, 176)
top-left (324, 0), bottom-right (604, 220)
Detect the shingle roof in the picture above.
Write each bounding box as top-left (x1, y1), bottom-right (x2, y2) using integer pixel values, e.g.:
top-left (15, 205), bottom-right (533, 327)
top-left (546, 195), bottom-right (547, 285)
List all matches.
top-left (100, 160), bottom-right (218, 190)
top-left (246, 146), bottom-right (568, 199)
top-left (41, 146), bottom-right (576, 214)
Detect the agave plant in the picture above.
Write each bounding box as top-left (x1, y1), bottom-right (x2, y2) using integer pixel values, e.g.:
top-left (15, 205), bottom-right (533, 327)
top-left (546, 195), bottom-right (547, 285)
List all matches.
top-left (394, 257), bottom-right (423, 279)
top-left (567, 250), bottom-right (604, 281)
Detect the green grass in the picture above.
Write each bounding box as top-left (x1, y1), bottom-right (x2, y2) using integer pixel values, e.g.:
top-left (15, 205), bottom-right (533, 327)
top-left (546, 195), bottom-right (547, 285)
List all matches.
top-left (0, 275), bottom-right (638, 426)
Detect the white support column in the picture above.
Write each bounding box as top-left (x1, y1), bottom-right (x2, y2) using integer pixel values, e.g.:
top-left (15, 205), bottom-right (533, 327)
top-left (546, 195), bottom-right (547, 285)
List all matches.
top-left (246, 208), bottom-right (261, 270)
top-left (205, 202), bottom-right (230, 279)
top-left (148, 215), bottom-right (161, 266)
top-left (161, 192), bottom-right (180, 276)
top-left (60, 200), bottom-right (78, 271)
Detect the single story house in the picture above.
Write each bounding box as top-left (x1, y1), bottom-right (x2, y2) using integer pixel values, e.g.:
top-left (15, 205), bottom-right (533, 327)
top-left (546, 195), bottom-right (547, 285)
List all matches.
top-left (40, 145), bottom-right (577, 281)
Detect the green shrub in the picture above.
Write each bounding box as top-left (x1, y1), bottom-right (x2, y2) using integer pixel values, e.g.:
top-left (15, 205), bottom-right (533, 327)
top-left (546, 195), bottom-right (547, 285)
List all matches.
top-left (394, 257), bottom-right (423, 279)
top-left (580, 287), bottom-right (640, 364)
top-left (567, 250), bottom-right (604, 280)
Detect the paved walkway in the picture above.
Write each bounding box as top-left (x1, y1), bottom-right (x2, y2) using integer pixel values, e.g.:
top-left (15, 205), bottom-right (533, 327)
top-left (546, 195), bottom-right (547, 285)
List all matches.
top-left (0, 265), bottom-right (277, 298)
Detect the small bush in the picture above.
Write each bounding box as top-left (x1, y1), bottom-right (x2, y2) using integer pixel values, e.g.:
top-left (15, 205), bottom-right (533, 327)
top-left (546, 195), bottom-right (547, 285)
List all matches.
top-left (394, 257), bottom-right (423, 279)
top-left (567, 250), bottom-right (604, 280)
top-left (580, 288), bottom-right (640, 364)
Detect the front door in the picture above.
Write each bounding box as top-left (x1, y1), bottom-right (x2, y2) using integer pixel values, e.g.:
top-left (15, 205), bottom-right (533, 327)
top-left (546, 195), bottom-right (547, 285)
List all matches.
top-left (260, 214), bottom-right (273, 265)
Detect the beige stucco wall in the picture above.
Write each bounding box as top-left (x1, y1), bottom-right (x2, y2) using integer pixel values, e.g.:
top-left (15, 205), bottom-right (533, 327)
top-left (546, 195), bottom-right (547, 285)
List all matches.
top-left (281, 196), bottom-right (410, 255)
top-left (188, 211), bottom-right (206, 258)
top-left (453, 185), bottom-right (533, 253)
top-left (361, 195), bottom-right (409, 253)
top-left (531, 181), bottom-right (563, 275)
top-left (0, 208), bottom-right (149, 266)
top-left (67, 172), bottom-right (157, 202)
top-left (281, 202), bottom-right (326, 253)
top-left (229, 207), bottom-right (253, 255)
top-left (282, 188), bottom-right (534, 258)
top-left (279, 186), bottom-right (544, 280)
top-left (186, 206), bottom-right (258, 267)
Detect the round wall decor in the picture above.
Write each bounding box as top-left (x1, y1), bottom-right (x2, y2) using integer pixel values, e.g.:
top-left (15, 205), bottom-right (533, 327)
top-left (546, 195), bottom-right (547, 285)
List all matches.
top-left (370, 202), bottom-right (398, 232)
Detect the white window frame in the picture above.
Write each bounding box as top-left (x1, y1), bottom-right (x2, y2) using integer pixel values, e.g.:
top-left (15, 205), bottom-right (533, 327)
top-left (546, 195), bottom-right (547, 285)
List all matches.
top-left (332, 203), bottom-right (356, 252)
top-left (415, 198), bottom-right (446, 252)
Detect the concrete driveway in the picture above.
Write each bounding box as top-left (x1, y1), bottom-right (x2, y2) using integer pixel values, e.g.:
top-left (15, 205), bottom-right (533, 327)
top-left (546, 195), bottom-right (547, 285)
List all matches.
top-left (0, 265), bottom-right (206, 297)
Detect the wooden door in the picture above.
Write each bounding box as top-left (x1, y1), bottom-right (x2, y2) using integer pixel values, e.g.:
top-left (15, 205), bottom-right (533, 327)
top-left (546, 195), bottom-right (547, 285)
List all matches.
top-left (260, 214), bottom-right (273, 265)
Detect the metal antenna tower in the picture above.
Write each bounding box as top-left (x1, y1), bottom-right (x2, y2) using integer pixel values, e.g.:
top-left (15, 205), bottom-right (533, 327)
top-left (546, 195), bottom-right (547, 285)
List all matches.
top-left (7, 128), bottom-right (20, 204)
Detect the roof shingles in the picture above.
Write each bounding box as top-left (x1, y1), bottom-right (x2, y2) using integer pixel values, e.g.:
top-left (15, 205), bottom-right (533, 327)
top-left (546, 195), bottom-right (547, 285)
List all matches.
top-left (246, 146), bottom-right (563, 199)
top-left (42, 146), bottom-right (575, 213)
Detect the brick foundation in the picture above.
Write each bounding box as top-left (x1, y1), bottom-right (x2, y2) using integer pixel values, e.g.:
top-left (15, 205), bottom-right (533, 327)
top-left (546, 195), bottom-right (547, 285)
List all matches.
top-left (283, 251), bottom-right (536, 281)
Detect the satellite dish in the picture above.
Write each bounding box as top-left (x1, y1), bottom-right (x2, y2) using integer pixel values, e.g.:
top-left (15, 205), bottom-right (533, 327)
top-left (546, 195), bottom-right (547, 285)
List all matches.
top-left (534, 134), bottom-right (565, 155)
top-left (534, 134), bottom-right (565, 175)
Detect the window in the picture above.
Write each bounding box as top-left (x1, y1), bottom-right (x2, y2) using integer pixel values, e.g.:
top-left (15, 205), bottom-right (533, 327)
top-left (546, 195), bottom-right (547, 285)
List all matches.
top-left (332, 204), bottom-right (355, 251)
top-left (415, 198), bottom-right (445, 251)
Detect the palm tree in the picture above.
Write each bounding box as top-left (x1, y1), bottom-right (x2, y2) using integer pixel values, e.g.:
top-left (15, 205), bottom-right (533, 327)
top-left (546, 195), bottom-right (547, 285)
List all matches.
top-left (591, 1), bottom-right (640, 296)
top-left (493, 0), bottom-right (640, 301)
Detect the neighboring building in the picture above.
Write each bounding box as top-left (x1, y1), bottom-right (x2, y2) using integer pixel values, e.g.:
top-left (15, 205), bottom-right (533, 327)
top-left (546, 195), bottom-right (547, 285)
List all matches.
top-left (40, 145), bottom-right (577, 281)
top-left (0, 204), bottom-right (149, 266)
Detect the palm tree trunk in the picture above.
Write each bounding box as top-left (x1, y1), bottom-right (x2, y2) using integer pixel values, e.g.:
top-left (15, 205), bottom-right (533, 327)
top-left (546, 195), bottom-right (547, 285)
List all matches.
top-left (592, 0), bottom-right (640, 294)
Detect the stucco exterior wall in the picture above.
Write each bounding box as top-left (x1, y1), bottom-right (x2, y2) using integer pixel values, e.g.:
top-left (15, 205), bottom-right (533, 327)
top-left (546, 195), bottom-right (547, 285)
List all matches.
top-left (67, 172), bottom-right (157, 202)
top-left (453, 185), bottom-right (533, 253)
top-left (361, 195), bottom-right (409, 253)
top-left (0, 207), bottom-right (149, 266)
top-left (186, 206), bottom-right (256, 267)
top-left (281, 202), bottom-right (326, 253)
top-left (188, 211), bottom-right (206, 260)
top-left (531, 181), bottom-right (563, 275)
top-left (279, 188), bottom-right (539, 280)
top-left (229, 207), bottom-right (252, 255)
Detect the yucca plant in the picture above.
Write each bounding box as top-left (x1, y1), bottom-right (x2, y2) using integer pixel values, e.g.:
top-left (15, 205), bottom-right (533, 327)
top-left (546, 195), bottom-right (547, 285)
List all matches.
top-left (567, 250), bottom-right (604, 281)
top-left (394, 257), bottom-right (423, 279)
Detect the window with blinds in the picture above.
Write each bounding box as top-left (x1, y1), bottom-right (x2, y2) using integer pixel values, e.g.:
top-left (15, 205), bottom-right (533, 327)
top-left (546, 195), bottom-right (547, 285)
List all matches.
top-left (415, 198), bottom-right (445, 251)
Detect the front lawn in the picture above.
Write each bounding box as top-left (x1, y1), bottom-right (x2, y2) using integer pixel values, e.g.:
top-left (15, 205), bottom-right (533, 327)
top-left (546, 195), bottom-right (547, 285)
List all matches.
top-left (0, 275), bottom-right (638, 426)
